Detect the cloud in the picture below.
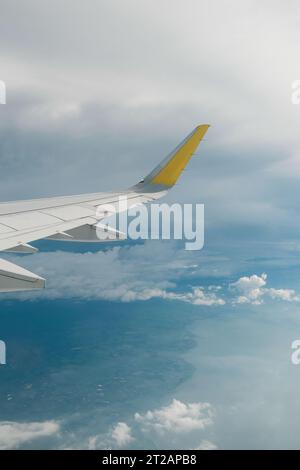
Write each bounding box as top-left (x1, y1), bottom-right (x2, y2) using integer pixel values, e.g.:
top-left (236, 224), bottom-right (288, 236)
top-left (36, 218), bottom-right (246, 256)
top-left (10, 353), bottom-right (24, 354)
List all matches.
top-left (230, 273), bottom-right (267, 305)
top-left (0, 420), bottom-right (60, 450)
top-left (195, 440), bottom-right (218, 450)
top-left (172, 287), bottom-right (225, 306)
top-left (230, 273), bottom-right (300, 305)
top-left (87, 422), bottom-right (134, 450)
top-left (134, 399), bottom-right (214, 434)
top-left (4, 246), bottom-right (300, 307)
top-left (121, 286), bottom-right (225, 306)
top-left (267, 288), bottom-right (300, 302)
top-left (111, 422), bottom-right (134, 447)
top-left (86, 399), bottom-right (215, 450)
top-left (2, 243), bottom-right (225, 306)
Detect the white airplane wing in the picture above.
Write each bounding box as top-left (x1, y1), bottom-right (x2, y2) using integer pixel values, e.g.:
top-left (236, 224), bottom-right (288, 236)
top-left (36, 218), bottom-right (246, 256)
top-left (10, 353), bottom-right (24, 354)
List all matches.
top-left (0, 124), bottom-right (209, 292)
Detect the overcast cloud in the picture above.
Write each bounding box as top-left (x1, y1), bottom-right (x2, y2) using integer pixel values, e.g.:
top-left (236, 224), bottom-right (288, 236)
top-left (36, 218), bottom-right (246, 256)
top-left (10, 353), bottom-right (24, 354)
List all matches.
top-left (0, 0), bottom-right (300, 245)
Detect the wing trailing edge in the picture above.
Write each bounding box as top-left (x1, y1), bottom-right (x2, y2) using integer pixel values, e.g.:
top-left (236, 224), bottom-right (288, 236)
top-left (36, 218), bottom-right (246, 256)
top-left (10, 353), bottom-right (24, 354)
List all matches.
top-left (0, 258), bottom-right (45, 292)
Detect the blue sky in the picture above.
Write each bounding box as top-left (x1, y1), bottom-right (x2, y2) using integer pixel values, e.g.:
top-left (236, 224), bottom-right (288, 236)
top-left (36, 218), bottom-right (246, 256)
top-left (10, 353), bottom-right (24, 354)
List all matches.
top-left (1, 0), bottom-right (300, 449)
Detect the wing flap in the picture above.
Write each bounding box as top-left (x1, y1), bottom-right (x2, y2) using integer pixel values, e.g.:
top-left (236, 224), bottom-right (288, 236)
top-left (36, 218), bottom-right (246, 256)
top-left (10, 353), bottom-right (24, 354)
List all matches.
top-left (0, 216), bottom-right (97, 251)
top-left (0, 258), bottom-right (45, 292)
top-left (4, 243), bottom-right (38, 253)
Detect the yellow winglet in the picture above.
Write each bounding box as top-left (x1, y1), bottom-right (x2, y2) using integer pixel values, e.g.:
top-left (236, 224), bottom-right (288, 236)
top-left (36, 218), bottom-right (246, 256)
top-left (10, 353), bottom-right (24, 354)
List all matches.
top-left (147, 124), bottom-right (209, 187)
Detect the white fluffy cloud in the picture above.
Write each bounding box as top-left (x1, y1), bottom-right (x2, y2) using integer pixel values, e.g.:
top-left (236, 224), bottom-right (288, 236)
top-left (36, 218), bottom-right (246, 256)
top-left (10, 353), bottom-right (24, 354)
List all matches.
top-left (134, 399), bottom-right (214, 434)
top-left (230, 273), bottom-right (267, 305)
top-left (86, 399), bottom-right (215, 450)
top-left (87, 422), bottom-right (134, 450)
top-left (111, 422), bottom-right (134, 447)
top-left (122, 286), bottom-right (225, 306)
top-left (230, 273), bottom-right (300, 305)
top-left (267, 288), bottom-right (300, 302)
top-left (0, 420), bottom-right (60, 450)
top-left (181, 287), bottom-right (225, 306)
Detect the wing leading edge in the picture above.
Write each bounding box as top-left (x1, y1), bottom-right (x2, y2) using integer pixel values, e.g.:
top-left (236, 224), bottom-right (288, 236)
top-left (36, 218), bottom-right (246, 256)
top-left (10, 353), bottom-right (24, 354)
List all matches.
top-left (0, 124), bottom-right (209, 292)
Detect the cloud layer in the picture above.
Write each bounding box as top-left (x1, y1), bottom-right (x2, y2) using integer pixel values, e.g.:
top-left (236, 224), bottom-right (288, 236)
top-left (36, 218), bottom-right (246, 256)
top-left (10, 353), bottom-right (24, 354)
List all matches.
top-left (85, 398), bottom-right (216, 450)
top-left (4, 243), bottom-right (300, 307)
top-left (0, 420), bottom-right (60, 450)
top-left (231, 273), bottom-right (300, 305)
top-left (134, 399), bottom-right (214, 434)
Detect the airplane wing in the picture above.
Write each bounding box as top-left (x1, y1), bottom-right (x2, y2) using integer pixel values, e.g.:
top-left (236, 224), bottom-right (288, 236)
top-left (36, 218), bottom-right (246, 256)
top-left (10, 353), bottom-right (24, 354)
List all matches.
top-left (0, 124), bottom-right (209, 292)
